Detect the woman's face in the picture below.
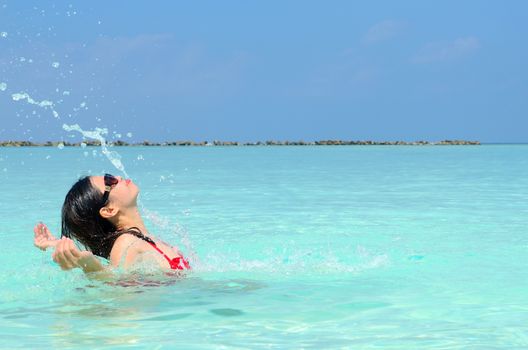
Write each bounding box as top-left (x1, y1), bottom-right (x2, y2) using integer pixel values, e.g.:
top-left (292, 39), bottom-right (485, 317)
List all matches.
top-left (91, 175), bottom-right (139, 209)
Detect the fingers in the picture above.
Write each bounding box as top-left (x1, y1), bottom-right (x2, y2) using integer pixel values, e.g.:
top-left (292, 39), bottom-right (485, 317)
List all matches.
top-left (66, 239), bottom-right (82, 259)
top-left (34, 222), bottom-right (47, 239)
top-left (33, 222), bottom-right (58, 249)
top-left (51, 238), bottom-right (86, 270)
top-left (33, 222), bottom-right (43, 238)
top-left (34, 222), bottom-right (54, 237)
top-left (42, 223), bottom-right (56, 240)
top-left (61, 240), bottom-right (77, 266)
top-left (52, 238), bottom-right (76, 270)
top-left (34, 223), bottom-right (46, 250)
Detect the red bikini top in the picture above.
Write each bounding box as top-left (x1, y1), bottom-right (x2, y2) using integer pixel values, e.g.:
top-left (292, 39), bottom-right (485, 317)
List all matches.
top-left (122, 227), bottom-right (190, 270)
top-left (145, 240), bottom-right (191, 270)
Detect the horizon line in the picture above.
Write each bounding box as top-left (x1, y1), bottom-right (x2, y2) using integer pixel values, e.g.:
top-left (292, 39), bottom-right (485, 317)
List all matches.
top-left (0, 139), bottom-right (484, 147)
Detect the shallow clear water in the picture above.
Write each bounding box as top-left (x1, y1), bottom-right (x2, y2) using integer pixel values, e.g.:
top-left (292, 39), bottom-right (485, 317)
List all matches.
top-left (0, 145), bottom-right (527, 348)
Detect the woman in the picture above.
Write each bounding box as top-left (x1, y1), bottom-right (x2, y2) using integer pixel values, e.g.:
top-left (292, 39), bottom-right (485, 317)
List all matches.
top-left (33, 174), bottom-right (190, 274)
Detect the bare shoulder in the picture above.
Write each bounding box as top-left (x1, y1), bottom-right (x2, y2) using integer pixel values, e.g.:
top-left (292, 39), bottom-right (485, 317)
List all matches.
top-left (109, 233), bottom-right (151, 268)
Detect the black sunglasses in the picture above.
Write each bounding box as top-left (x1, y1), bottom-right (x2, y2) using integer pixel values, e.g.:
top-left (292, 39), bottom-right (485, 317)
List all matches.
top-left (101, 173), bottom-right (119, 206)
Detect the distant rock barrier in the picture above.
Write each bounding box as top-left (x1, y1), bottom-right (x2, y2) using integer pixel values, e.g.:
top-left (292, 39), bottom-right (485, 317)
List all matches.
top-left (0, 139), bottom-right (481, 147)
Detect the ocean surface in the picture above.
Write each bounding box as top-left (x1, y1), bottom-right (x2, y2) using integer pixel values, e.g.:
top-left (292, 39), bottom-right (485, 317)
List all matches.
top-left (0, 145), bottom-right (527, 349)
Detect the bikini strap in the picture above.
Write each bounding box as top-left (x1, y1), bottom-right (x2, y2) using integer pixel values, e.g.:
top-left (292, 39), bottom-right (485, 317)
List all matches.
top-left (119, 227), bottom-right (190, 270)
top-left (119, 227), bottom-right (155, 245)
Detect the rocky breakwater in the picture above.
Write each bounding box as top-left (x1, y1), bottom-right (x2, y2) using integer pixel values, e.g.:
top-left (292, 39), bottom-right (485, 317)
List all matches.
top-left (0, 139), bottom-right (481, 147)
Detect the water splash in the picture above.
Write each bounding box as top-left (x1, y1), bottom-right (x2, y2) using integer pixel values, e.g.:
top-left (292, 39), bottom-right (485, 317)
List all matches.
top-left (11, 92), bottom-right (60, 118)
top-left (62, 123), bottom-right (128, 177)
top-left (195, 245), bottom-right (389, 275)
top-left (4, 24), bottom-right (196, 272)
top-left (141, 206), bottom-right (198, 265)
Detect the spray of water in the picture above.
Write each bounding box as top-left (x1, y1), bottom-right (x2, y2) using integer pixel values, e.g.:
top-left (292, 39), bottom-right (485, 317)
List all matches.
top-left (140, 206), bottom-right (198, 265)
top-left (60, 124), bottom-right (198, 263)
top-left (1, 16), bottom-right (199, 275)
top-left (11, 92), bottom-right (60, 118)
top-left (62, 123), bottom-right (128, 176)
top-left (4, 83), bottom-right (382, 276)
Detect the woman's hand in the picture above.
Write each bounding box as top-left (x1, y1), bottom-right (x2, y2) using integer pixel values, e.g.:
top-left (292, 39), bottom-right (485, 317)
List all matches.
top-left (33, 222), bottom-right (58, 251)
top-left (52, 237), bottom-right (104, 273)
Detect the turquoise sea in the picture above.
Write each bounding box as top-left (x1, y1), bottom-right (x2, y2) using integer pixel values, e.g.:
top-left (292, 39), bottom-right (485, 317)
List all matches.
top-left (0, 145), bottom-right (527, 349)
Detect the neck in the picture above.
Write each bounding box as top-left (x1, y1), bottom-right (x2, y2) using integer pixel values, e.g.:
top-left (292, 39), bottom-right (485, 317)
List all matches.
top-left (114, 206), bottom-right (148, 234)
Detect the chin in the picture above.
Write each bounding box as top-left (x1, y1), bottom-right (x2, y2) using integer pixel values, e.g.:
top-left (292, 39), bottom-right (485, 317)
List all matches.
top-left (129, 181), bottom-right (139, 192)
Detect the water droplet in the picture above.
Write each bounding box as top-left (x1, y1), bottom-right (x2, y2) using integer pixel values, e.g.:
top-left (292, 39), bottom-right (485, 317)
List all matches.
top-left (0, 32), bottom-right (7, 38)
top-left (51, 62), bottom-right (60, 68)
top-left (0, 82), bottom-right (6, 91)
top-left (62, 91), bottom-right (70, 96)
top-left (12, 93), bottom-right (26, 101)
top-left (137, 154), bottom-right (144, 160)
top-left (57, 142), bottom-right (64, 150)
top-left (126, 132), bottom-right (133, 138)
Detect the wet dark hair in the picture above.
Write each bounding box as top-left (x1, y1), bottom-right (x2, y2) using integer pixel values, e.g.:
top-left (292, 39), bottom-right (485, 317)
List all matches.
top-left (61, 176), bottom-right (121, 259)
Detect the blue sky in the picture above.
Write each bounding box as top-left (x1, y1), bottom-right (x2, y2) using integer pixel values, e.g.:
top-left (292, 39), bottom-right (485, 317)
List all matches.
top-left (0, 1), bottom-right (526, 142)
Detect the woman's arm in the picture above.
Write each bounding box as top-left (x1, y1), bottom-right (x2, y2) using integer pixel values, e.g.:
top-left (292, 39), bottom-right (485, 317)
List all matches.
top-left (52, 237), bottom-right (106, 273)
top-left (34, 223), bottom-right (111, 277)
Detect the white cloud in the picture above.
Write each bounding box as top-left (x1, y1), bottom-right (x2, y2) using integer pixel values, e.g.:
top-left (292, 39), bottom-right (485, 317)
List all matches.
top-left (411, 36), bottom-right (480, 63)
top-left (362, 20), bottom-right (406, 44)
